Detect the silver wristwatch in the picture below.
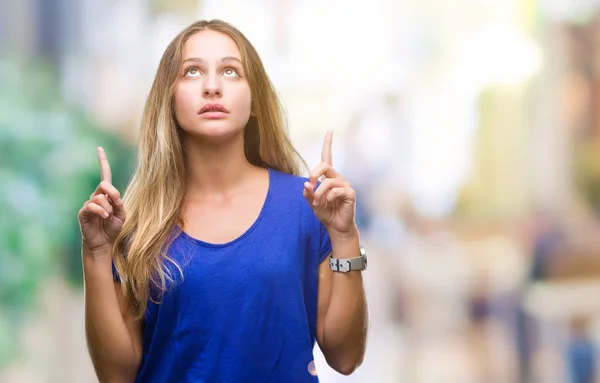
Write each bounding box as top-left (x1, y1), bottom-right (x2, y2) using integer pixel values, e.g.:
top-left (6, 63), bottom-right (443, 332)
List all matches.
top-left (329, 247), bottom-right (367, 272)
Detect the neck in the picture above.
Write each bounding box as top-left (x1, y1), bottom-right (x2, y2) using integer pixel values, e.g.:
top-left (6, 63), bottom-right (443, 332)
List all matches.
top-left (183, 132), bottom-right (260, 196)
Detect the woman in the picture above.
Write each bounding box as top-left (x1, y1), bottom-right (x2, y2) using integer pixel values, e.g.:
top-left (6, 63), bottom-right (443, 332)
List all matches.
top-left (78, 19), bottom-right (368, 383)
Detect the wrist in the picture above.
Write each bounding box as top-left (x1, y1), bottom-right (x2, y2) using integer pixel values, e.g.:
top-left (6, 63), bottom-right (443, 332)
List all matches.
top-left (328, 226), bottom-right (360, 245)
top-left (82, 242), bottom-right (114, 261)
top-left (328, 230), bottom-right (360, 260)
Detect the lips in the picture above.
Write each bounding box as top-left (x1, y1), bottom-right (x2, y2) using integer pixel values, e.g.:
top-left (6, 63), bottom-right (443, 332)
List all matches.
top-left (199, 103), bottom-right (229, 114)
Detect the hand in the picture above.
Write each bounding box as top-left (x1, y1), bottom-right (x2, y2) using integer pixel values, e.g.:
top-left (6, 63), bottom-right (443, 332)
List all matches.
top-left (78, 147), bottom-right (126, 254)
top-left (303, 130), bottom-right (357, 238)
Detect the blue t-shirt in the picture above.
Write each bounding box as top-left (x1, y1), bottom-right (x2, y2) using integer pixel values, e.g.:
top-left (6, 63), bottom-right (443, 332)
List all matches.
top-left (114, 168), bottom-right (332, 382)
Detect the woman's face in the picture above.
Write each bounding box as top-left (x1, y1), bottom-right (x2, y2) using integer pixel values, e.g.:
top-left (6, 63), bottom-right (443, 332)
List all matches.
top-left (174, 30), bottom-right (252, 141)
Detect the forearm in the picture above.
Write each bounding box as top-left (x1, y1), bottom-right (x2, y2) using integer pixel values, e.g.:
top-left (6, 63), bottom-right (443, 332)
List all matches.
top-left (321, 231), bottom-right (368, 374)
top-left (83, 247), bottom-right (141, 382)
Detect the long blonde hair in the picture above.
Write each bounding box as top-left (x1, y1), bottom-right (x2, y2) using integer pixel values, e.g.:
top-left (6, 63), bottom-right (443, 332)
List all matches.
top-left (113, 19), bottom-right (306, 320)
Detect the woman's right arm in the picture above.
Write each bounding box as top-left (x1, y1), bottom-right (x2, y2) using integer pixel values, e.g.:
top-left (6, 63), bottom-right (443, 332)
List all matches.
top-left (83, 246), bottom-right (143, 383)
top-left (79, 147), bottom-right (142, 383)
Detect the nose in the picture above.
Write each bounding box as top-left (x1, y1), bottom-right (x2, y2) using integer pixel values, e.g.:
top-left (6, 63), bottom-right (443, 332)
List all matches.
top-left (202, 74), bottom-right (222, 98)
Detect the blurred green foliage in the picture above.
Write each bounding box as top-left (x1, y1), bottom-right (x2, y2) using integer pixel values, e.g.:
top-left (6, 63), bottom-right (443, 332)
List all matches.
top-left (0, 58), bottom-right (135, 368)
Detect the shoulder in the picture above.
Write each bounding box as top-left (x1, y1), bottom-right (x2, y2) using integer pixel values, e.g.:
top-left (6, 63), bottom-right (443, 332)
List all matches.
top-left (268, 168), bottom-right (310, 199)
top-left (269, 168), bottom-right (309, 189)
top-left (268, 168), bottom-right (312, 215)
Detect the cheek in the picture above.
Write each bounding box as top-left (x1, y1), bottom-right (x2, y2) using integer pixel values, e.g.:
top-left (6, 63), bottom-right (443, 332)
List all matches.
top-left (174, 85), bottom-right (197, 119)
top-left (233, 86), bottom-right (252, 116)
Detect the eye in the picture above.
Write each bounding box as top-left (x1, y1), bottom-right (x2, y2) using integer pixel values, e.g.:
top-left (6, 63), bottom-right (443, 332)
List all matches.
top-left (184, 66), bottom-right (201, 77)
top-left (223, 67), bottom-right (240, 78)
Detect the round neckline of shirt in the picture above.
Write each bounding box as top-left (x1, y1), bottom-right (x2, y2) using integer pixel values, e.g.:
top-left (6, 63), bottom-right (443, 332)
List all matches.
top-left (178, 167), bottom-right (274, 248)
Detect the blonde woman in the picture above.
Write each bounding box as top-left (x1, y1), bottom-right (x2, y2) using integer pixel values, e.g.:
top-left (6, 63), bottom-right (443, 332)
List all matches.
top-left (78, 19), bottom-right (368, 383)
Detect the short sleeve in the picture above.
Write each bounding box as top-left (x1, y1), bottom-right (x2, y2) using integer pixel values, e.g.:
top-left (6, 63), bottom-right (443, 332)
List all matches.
top-left (112, 261), bottom-right (121, 283)
top-left (319, 222), bottom-right (333, 264)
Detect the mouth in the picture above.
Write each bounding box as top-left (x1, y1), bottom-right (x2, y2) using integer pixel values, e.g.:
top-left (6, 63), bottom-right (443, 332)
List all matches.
top-left (199, 103), bottom-right (229, 114)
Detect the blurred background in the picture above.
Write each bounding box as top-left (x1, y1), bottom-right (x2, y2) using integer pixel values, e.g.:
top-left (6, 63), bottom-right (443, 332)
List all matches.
top-left (4, 0), bottom-right (600, 382)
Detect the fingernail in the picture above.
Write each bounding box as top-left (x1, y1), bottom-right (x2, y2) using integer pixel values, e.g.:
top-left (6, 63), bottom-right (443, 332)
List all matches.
top-left (116, 198), bottom-right (123, 206)
top-left (103, 212), bottom-right (109, 218)
top-left (313, 200), bottom-right (318, 207)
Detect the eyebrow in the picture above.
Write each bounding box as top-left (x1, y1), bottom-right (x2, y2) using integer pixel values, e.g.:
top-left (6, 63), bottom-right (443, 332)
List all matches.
top-left (182, 57), bottom-right (243, 65)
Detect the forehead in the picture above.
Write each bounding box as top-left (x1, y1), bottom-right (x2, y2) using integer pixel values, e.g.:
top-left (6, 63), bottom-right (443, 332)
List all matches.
top-left (182, 30), bottom-right (242, 60)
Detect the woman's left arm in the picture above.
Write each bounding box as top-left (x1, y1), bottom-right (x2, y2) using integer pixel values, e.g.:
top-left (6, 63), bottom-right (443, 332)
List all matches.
top-left (315, 231), bottom-right (367, 375)
top-left (303, 130), bottom-right (368, 375)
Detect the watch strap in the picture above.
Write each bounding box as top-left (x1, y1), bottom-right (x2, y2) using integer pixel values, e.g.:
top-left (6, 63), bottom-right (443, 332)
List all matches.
top-left (329, 247), bottom-right (367, 272)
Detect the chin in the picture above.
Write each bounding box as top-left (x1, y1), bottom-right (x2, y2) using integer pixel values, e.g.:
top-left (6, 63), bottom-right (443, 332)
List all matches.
top-left (183, 123), bottom-right (244, 142)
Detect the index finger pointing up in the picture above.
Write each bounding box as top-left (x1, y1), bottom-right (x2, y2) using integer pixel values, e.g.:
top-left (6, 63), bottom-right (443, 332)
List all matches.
top-left (97, 147), bottom-right (112, 184)
top-left (321, 129), bottom-right (333, 165)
